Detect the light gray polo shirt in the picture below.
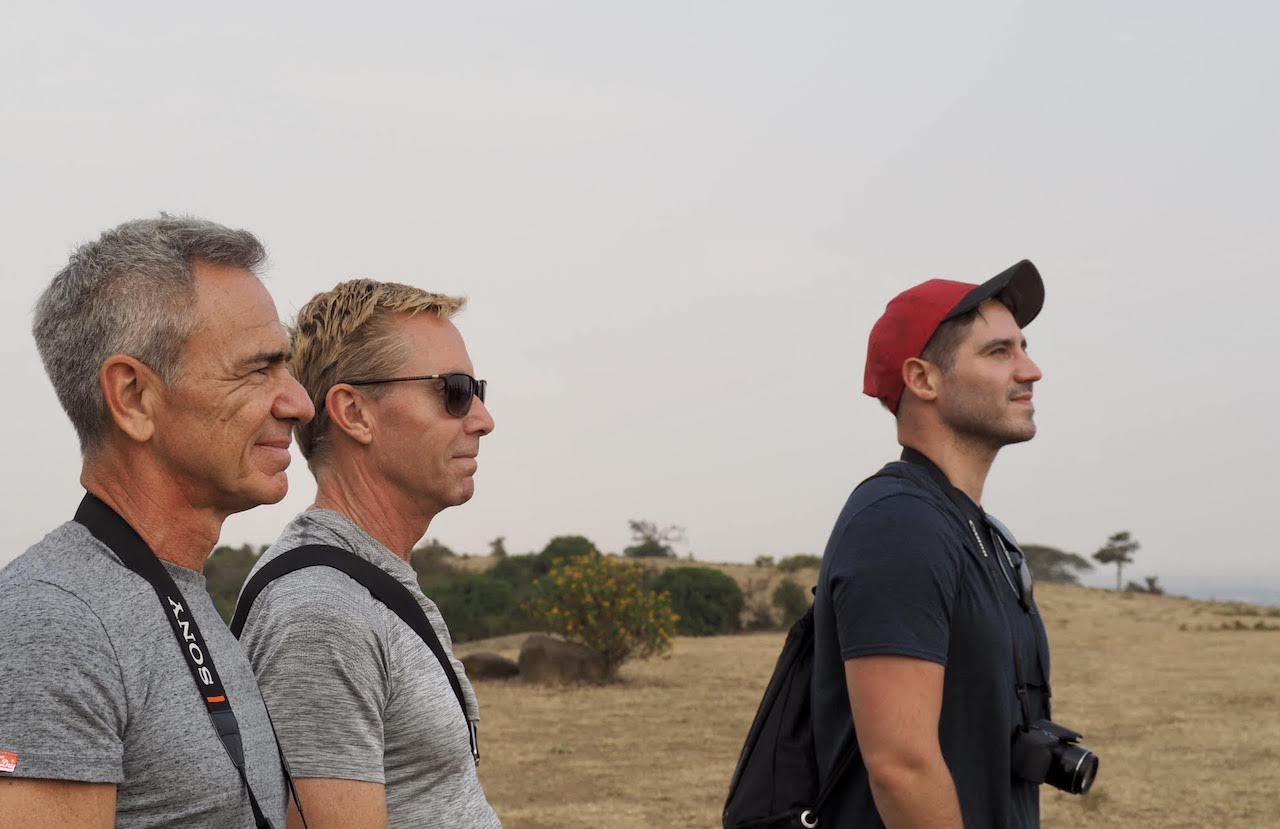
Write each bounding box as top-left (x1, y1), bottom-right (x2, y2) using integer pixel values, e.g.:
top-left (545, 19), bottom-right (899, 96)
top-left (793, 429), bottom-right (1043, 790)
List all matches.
top-left (237, 509), bottom-right (500, 828)
top-left (0, 521), bottom-right (288, 828)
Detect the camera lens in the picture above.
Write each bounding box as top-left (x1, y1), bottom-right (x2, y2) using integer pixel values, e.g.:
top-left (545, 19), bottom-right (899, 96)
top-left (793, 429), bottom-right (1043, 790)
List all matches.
top-left (1047, 744), bottom-right (1099, 794)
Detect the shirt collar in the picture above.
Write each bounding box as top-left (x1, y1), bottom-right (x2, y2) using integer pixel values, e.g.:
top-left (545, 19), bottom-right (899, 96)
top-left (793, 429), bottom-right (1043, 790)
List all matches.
top-left (899, 446), bottom-right (986, 526)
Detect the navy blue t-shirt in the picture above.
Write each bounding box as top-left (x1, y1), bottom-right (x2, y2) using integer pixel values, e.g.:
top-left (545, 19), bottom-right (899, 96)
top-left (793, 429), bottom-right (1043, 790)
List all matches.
top-left (811, 454), bottom-right (1051, 829)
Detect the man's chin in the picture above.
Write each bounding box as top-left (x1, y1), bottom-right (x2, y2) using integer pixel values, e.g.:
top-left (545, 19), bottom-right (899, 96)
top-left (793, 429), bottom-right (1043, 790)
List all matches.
top-left (228, 474), bottom-right (290, 513)
top-left (450, 479), bottom-right (477, 506)
top-left (1000, 423), bottom-right (1037, 446)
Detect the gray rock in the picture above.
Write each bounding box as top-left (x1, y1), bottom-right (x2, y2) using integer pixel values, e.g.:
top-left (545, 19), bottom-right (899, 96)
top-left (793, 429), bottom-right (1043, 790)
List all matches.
top-left (460, 651), bottom-right (520, 680)
top-left (517, 634), bottom-right (607, 684)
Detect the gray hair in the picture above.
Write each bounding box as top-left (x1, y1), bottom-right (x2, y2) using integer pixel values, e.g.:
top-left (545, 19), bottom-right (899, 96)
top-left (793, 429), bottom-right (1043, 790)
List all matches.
top-left (32, 216), bottom-right (266, 453)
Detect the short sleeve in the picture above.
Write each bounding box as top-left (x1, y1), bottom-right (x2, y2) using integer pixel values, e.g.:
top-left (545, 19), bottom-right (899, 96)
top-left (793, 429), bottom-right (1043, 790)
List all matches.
top-left (0, 581), bottom-right (127, 782)
top-left (240, 577), bottom-right (389, 783)
top-left (827, 495), bottom-right (962, 665)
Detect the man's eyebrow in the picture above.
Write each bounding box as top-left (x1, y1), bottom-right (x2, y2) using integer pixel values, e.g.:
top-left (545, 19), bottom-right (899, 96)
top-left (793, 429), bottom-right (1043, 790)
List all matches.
top-left (979, 336), bottom-right (1028, 352)
top-left (237, 348), bottom-right (292, 368)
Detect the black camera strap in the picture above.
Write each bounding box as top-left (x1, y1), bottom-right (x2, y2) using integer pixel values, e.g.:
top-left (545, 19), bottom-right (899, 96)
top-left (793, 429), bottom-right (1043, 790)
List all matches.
top-left (74, 493), bottom-right (307, 829)
top-left (898, 450), bottom-right (1052, 726)
top-left (962, 518), bottom-right (1043, 730)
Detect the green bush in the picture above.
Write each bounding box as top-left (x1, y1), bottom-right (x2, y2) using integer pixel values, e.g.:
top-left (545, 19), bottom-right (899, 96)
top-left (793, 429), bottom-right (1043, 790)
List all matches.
top-left (419, 547), bottom-right (548, 643)
top-left (205, 544), bottom-right (262, 622)
top-left (772, 578), bottom-right (811, 627)
top-left (540, 535), bottom-right (597, 566)
top-left (525, 552), bottom-right (678, 677)
top-left (430, 574), bottom-right (523, 643)
top-left (652, 567), bottom-right (744, 636)
top-left (490, 553), bottom-right (552, 585)
top-left (777, 554), bottom-right (822, 573)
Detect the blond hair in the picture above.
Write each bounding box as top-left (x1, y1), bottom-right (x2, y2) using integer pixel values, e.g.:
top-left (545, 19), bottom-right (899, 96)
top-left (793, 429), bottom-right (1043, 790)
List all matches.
top-left (290, 279), bottom-right (465, 467)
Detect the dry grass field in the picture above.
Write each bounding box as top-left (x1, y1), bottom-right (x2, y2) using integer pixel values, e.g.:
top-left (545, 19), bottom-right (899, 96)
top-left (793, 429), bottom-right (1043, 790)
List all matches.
top-left (457, 580), bottom-right (1280, 829)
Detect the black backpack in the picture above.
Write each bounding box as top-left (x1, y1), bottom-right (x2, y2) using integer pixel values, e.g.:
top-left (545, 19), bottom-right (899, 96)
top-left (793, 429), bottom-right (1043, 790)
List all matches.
top-left (721, 604), bottom-right (858, 829)
top-left (723, 469), bottom-right (913, 828)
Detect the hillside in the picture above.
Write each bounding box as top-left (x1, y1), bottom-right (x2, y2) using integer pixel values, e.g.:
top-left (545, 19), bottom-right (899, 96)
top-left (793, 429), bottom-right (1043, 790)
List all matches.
top-left (458, 581), bottom-right (1280, 829)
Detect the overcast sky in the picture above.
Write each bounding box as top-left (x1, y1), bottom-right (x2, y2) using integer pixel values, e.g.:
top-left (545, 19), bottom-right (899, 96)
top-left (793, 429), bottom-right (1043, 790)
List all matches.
top-left (2, 1), bottom-right (1276, 603)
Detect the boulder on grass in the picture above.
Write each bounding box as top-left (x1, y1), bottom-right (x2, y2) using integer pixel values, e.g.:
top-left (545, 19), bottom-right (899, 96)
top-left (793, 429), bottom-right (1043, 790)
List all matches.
top-left (518, 634), bottom-right (607, 684)
top-left (460, 652), bottom-right (520, 680)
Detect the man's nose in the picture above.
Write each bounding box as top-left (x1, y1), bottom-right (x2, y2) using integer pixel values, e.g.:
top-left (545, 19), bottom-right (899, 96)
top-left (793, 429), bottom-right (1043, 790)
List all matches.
top-left (1016, 351), bottom-right (1043, 384)
top-left (275, 373), bottom-right (316, 424)
top-left (466, 397), bottom-right (494, 437)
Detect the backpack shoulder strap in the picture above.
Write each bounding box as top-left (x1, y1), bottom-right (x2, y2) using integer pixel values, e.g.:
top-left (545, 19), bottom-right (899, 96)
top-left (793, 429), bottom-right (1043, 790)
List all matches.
top-left (230, 544), bottom-right (468, 724)
top-left (808, 465), bottom-right (921, 811)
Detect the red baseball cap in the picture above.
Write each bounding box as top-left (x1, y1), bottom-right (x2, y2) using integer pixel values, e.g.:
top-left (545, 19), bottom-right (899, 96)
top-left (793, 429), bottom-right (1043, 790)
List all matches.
top-left (863, 259), bottom-right (1044, 414)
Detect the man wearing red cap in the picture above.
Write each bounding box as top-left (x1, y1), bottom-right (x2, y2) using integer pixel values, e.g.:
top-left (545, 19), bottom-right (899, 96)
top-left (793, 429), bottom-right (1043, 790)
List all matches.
top-left (811, 261), bottom-right (1052, 828)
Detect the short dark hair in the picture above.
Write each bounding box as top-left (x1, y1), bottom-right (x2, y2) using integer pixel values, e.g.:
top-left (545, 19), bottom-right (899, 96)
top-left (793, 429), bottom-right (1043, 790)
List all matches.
top-left (919, 295), bottom-right (1015, 371)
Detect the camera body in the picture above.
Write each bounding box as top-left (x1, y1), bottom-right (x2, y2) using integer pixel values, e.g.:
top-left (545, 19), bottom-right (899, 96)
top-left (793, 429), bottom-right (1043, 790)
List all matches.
top-left (1010, 719), bottom-right (1099, 794)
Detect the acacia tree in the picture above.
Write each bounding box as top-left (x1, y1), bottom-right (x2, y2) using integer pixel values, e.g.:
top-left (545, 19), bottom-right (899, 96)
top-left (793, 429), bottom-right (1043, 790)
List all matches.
top-left (1093, 531), bottom-right (1140, 591)
top-left (1021, 544), bottom-right (1094, 584)
top-left (624, 519), bottom-right (685, 558)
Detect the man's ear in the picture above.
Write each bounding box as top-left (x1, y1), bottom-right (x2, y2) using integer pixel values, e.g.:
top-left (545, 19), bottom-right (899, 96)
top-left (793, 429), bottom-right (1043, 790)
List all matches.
top-left (100, 355), bottom-right (163, 444)
top-left (901, 357), bottom-right (942, 405)
top-left (325, 384), bottom-right (376, 446)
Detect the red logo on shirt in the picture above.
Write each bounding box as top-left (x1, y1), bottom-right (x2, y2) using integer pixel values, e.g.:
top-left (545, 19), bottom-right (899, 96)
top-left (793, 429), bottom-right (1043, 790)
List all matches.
top-left (0, 751), bottom-right (17, 773)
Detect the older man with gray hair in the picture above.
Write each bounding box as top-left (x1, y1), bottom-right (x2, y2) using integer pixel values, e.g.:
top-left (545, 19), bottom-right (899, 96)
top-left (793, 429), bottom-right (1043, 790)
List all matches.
top-left (234, 279), bottom-right (499, 828)
top-left (0, 216), bottom-right (314, 828)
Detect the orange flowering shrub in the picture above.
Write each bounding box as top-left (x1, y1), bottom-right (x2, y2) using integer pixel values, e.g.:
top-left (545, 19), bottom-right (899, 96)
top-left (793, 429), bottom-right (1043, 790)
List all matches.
top-left (525, 551), bottom-right (679, 678)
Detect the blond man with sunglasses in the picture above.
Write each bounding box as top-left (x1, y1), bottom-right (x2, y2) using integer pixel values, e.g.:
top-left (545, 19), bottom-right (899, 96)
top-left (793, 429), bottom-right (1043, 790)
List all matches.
top-left (234, 280), bottom-right (500, 829)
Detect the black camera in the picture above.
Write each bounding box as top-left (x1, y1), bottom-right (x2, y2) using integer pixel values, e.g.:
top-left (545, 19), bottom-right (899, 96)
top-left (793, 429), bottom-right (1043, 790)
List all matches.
top-left (1010, 719), bottom-right (1099, 794)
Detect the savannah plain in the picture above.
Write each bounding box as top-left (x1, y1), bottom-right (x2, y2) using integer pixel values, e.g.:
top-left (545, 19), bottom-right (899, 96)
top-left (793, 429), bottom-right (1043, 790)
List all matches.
top-left (456, 564), bottom-right (1280, 829)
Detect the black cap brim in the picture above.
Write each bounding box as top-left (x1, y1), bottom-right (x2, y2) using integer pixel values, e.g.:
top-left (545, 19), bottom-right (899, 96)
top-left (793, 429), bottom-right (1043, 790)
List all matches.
top-left (944, 259), bottom-right (1044, 328)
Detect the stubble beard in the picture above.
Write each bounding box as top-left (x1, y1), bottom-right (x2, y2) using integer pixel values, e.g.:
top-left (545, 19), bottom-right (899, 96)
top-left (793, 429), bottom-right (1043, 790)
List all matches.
top-left (941, 392), bottom-right (1037, 453)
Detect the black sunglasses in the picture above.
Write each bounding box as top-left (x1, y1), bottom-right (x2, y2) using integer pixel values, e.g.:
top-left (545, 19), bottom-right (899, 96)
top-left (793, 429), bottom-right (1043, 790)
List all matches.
top-left (992, 529), bottom-right (1034, 609)
top-left (344, 372), bottom-right (487, 418)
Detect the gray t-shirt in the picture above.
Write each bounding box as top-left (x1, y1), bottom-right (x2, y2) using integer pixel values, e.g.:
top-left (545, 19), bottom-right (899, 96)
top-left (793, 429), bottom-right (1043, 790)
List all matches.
top-left (0, 521), bottom-right (287, 828)
top-left (238, 509), bottom-right (500, 828)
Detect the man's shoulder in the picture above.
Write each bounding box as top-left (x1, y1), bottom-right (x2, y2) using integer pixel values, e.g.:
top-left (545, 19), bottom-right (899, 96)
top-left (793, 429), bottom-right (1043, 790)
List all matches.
top-left (248, 510), bottom-right (423, 621)
top-left (839, 462), bottom-right (957, 528)
top-left (246, 556), bottom-right (382, 626)
top-left (243, 527), bottom-right (394, 647)
top-left (0, 522), bottom-right (150, 621)
top-left (821, 464), bottom-right (970, 579)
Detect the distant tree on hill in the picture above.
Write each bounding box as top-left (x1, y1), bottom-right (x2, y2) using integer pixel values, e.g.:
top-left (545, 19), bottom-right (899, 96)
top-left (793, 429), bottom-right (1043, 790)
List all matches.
top-left (1021, 544), bottom-right (1094, 585)
top-left (489, 536), bottom-right (508, 558)
top-left (753, 555), bottom-right (775, 568)
top-left (410, 538), bottom-right (459, 589)
top-left (623, 519), bottom-right (684, 558)
top-left (1125, 575), bottom-right (1164, 595)
top-left (1093, 531), bottom-right (1141, 591)
top-left (413, 538), bottom-right (455, 558)
top-left (777, 554), bottom-right (822, 573)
